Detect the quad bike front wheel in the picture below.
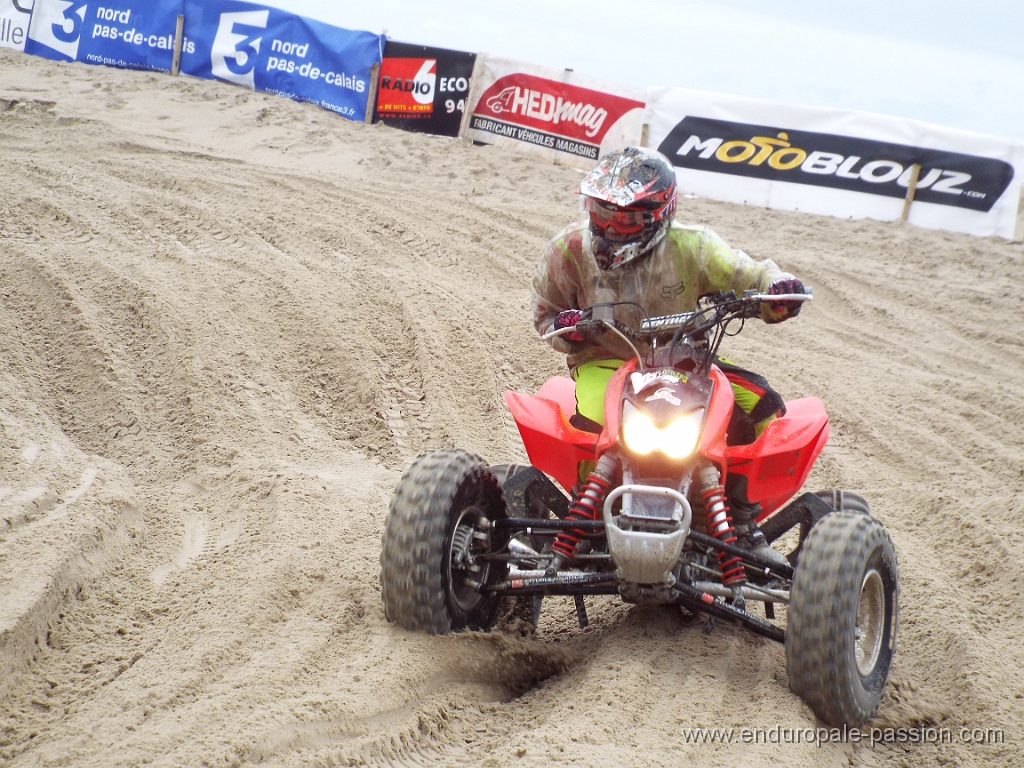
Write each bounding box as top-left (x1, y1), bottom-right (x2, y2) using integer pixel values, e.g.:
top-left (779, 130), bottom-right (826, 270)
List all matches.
top-left (785, 511), bottom-right (899, 727)
top-left (380, 448), bottom-right (508, 634)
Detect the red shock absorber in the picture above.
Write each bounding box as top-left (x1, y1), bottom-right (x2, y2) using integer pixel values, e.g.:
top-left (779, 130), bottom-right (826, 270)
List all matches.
top-left (698, 469), bottom-right (746, 586)
top-left (552, 471), bottom-right (612, 560)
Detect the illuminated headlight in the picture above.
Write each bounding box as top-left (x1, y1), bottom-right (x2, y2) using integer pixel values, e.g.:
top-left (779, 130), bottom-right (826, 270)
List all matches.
top-left (621, 404), bottom-right (704, 459)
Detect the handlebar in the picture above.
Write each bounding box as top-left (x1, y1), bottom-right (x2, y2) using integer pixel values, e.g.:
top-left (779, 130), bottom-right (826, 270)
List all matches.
top-left (542, 289), bottom-right (812, 341)
top-left (541, 289), bottom-right (812, 371)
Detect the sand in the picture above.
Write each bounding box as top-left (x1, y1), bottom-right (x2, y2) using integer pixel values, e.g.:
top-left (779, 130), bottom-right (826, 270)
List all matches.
top-left (2, 47), bottom-right (1023, 767)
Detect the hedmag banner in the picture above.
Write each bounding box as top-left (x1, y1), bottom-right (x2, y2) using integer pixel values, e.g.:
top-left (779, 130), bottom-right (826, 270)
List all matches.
top-left (181, 0), bottom-right (383, 121)
top-left (462, 54), bottom-right (645, 170)
top-left (25, 0), bottom-right (181, 70)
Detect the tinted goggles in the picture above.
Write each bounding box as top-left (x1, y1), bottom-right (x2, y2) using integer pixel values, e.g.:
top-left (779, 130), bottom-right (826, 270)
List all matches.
top-left (582, 197), bottom-right (654, 236)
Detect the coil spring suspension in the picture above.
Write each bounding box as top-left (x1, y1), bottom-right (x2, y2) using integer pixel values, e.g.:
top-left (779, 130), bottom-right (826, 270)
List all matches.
top-left (551, 471), bottom-right (611, 560)
top-left (700, 477), bottom-right (746, 586)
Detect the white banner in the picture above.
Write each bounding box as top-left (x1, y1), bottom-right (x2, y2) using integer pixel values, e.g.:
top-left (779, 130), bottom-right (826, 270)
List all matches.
top-left (0, 0), bottom-right (31, 51)
top-left (461, 54), bottom-right (645, 169)
top-left (645, 86), bottom-right (1024, 239)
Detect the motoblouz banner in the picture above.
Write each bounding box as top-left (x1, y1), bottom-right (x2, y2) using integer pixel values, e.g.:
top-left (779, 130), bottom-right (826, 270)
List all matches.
top-left (462, 54), bottom-right (644, 170)
top-left (373, 39), bottom-right (475, 139)
top-left (661, 116), bottom-right (1014, 213)
top-left (181, 0), bottom-right (382, 121)
top-left (646, 86), bottom-right (1024, 239)
top-left (0, 0), bottom-right (32, 51)
top-left (25, 0), bottom-right (181, 70)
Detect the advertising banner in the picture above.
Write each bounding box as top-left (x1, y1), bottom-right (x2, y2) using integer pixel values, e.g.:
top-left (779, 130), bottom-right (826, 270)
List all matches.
top-left (181, 0), bottom-right (382, 121)
top-left (462, 54), bottom-right (644, 169)
top-left (0, 0), bottom-right (31, 51)
top-left (646, 87), bottom-right (1023, 239)
top-left (373, 39), bottom-right (475, 138)
top-left (25, 0), bottom-right (181, 70)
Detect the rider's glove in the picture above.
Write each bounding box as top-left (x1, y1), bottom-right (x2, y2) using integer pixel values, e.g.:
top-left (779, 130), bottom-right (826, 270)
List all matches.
top-left (553, 309), bottom-right (586, 341)
top-left (767, 278), bottom-right (805, 320)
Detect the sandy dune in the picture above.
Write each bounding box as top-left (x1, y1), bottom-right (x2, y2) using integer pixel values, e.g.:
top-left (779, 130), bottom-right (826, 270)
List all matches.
top-left (2, 48), bottom-right (1023, 767)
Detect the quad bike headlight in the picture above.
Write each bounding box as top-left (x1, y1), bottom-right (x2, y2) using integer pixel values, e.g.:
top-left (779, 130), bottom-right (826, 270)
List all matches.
top-left (621, 404), bottom-right (704, 459)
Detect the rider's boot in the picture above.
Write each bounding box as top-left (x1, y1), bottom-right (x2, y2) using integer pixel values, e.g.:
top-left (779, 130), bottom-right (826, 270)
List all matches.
top-left (730, 497), bottom-right (789, 570)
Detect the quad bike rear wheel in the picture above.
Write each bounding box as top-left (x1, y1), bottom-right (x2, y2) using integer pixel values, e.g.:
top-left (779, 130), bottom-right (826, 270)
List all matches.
top-left (785, 511), bottom-right (899, 727)
top-left (380, 448), bottom-right (508, 634)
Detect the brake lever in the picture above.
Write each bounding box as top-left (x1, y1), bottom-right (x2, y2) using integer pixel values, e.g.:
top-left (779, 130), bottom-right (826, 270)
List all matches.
top-left (741, 301), bottom-right (762, 319)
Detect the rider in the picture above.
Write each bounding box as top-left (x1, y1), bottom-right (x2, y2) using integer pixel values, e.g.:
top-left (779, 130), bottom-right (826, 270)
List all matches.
top-left (531, 146), bottom-right (805, 564)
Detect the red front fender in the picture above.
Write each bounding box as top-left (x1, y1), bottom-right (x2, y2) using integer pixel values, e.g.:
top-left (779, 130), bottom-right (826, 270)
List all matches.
top-left (504, 377), bottom-right (599, 493)
top-left (725, 397), bottom-right (830, 517)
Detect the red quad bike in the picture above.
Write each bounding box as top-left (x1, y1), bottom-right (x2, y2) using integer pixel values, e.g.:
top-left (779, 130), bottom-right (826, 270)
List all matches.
top-left (380, 289), bottom-right (899, 727)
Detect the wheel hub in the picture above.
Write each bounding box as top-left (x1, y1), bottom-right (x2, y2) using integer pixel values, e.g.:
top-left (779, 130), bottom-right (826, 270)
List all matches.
top-left (855, 568), bottom-right (886, 676)
top-left (448, 507), bottom-right (491, 611)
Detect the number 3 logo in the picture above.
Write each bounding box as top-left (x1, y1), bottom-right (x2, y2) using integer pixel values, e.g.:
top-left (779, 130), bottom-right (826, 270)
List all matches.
top-left (211, 10), bottom-right (269, 89)
top-left (51, 0), bottom-right (87, 43)
top-left (28, 0), bottom-right (86, 59)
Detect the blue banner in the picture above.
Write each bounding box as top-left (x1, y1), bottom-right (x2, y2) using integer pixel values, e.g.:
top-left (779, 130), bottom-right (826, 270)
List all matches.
top-left (25, 0), bottom-right (182, 71)
top-left (181, 0), bottom-right (382, 121)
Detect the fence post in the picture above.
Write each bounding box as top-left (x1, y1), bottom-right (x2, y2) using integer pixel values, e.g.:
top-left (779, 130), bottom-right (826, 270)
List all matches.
top-left (900, 163), bottom-right (922, 222)
top-left (171, 15), bottom-right (185, 76)
top-left (364, 62), bottom-right (379, 123)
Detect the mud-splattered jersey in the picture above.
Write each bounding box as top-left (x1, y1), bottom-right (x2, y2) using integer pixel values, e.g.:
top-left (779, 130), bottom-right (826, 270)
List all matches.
top-left (532, 220), bottom-right (794, 369)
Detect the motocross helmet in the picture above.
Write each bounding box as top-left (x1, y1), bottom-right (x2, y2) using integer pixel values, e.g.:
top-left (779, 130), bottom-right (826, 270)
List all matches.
top-left (579, 147), bottom-right (678, 271)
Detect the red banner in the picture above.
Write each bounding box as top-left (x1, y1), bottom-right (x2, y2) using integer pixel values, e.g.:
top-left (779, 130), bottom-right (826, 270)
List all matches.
top-left (464, 58), bottom-right (645, 166)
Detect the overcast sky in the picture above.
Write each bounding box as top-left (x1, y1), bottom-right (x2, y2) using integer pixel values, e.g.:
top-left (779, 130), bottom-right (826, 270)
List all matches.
top-left (264, 0), bottom-right (1024, 144)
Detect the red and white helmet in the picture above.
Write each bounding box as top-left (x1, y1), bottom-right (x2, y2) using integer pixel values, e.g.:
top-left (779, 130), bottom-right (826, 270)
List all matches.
top-left (579, 147), bottom-right (678, 270)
